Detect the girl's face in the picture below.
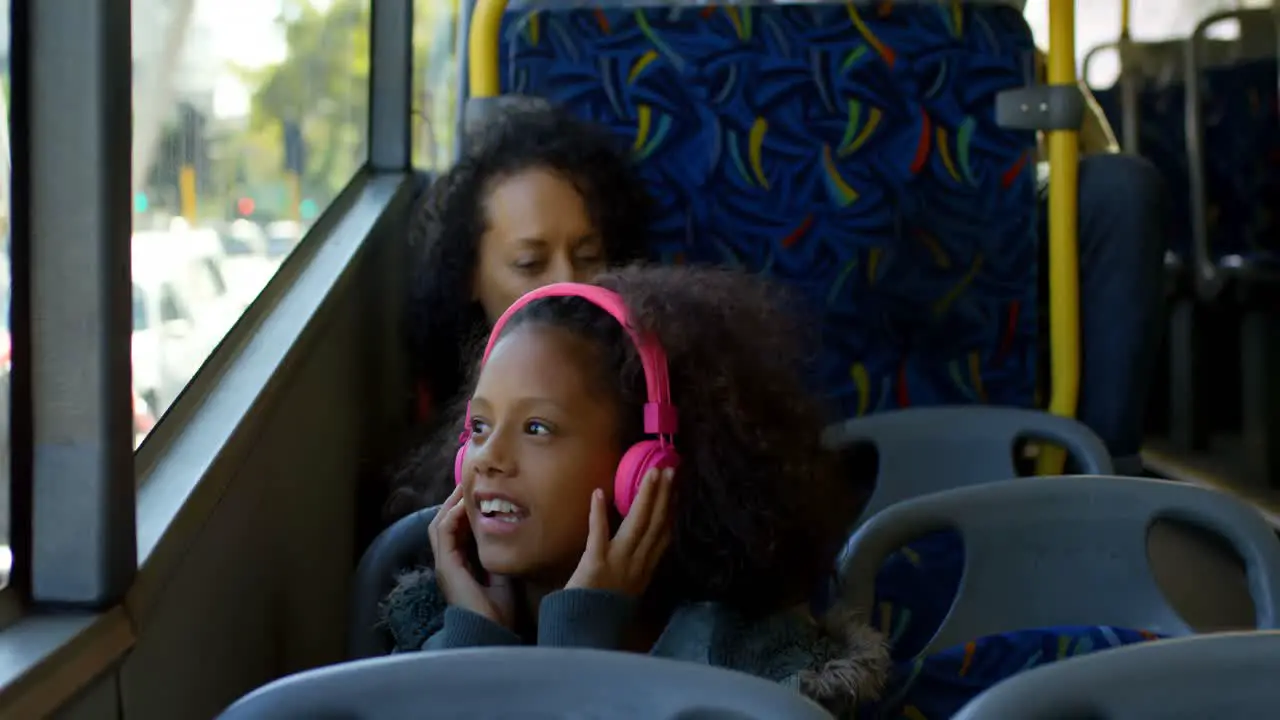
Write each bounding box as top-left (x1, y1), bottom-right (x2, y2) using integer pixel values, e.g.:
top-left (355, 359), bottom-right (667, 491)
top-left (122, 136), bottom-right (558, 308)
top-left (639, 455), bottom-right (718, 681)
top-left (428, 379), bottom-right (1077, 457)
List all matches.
top-left (460, 323), bottom-right (624, 584)
top-left (472, 168), bottom-right (608, 324)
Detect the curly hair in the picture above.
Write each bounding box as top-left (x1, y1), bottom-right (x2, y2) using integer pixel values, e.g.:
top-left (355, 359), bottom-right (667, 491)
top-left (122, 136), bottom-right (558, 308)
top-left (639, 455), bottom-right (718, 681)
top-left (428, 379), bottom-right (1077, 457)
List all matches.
top-left (408, 265), bottom-right (862, 619)
top-left (405, 103), bottom-right (653, 410)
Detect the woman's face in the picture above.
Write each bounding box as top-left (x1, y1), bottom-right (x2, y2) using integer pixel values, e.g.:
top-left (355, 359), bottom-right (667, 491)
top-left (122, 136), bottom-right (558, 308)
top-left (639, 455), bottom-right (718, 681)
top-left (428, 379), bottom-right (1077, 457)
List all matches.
top-left (472, 168), bottom-right (607, 323)
top-left (460, 323), bottom-right (623, 584)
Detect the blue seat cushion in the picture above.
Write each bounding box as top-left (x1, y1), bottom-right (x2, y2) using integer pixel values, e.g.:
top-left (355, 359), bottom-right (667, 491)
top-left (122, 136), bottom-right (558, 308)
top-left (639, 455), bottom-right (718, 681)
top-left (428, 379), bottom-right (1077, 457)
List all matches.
top-left (864, 531), bottom-right (1165, 717)
top-left (873, 531), bottom-right (965, 661)
top-left (498, 3), bottom-right (1040, 419)
top-left (863, 624), bottom-right (1162, 718)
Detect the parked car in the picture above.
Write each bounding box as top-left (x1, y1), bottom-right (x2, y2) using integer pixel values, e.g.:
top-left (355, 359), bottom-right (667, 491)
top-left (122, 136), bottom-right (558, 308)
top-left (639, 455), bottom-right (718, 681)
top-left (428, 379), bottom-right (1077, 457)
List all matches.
top-left (131, 233), bottom-right (243, 417)
top-left (264, 220), bottom-right (303, 260)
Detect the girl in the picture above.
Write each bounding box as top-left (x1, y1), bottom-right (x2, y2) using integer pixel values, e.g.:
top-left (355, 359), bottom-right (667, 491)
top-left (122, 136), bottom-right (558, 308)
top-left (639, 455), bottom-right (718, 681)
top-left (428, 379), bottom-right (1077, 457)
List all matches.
top-left (380, 266), bottom-right (889, 716)
top-left (382, 103), bottom-right (653, 524)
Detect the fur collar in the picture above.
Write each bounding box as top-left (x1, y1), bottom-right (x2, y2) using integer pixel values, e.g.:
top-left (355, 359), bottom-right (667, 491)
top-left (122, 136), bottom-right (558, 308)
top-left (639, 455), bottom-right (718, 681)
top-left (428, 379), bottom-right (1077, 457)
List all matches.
top-left (378, 567), bottom-right (889, 717)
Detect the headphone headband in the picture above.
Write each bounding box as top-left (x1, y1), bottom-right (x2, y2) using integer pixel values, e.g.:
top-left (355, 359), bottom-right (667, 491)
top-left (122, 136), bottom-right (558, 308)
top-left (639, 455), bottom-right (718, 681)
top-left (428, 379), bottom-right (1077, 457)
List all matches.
top-left (480, 282), bottom-right (677, 436)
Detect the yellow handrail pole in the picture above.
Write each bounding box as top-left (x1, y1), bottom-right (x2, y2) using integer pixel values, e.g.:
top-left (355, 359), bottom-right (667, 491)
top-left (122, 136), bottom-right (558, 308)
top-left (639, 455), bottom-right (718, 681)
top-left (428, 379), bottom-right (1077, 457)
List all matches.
top-left (468, 0), bottom-right (509, 98)
top-left (1038, 0), bottom-right (1082, 475)
top-left (1120, 0), bottom-right (1130, 38)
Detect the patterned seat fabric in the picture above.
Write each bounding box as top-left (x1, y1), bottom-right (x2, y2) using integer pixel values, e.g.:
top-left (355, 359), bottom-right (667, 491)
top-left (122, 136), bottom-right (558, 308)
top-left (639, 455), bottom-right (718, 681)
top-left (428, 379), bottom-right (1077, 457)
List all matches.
top-left (498, 2), bottom-right (1040, 418)
top-left (1095, 57), bottom-right (1280, 265)
top-left (862, 530), bottom-right (1165, 717)
top-left (868, 623), bottom-right (1162, 718)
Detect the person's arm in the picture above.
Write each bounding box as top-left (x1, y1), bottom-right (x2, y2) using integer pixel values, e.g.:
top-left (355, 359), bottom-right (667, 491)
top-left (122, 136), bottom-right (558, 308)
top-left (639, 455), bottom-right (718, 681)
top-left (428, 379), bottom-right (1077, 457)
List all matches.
top-left (536, 588), bottom-right (638, 649)
top-left (420, 605), bottom-right (524, 650)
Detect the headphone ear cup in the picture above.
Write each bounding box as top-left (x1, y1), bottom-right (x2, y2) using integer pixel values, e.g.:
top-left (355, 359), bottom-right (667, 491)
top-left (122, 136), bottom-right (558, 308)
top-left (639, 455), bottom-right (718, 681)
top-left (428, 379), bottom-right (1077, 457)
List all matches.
top-left (454, 445), bottom-right (467, 486)
top-left (614, 440), bottom-right (681, 516)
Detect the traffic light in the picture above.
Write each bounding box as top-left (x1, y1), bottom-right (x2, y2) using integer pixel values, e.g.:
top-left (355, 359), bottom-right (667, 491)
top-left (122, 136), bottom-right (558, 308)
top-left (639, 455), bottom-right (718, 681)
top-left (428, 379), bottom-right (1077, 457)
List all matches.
top-left (299, 198), bottom-right (318, 220)
top-left (133, 192), bottom-right (148, 213)
top-left (283, 121), bottom-right (306, 175)
top-left (237, 197), bottom-right (256, 216)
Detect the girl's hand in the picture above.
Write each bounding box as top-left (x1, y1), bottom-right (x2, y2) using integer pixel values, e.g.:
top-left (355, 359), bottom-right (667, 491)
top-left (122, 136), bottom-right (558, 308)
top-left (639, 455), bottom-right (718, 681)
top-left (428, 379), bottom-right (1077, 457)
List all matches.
top-left (429, 485), bottom-right (517, 628)
top-left (565, 468), bottom-right (675, 596)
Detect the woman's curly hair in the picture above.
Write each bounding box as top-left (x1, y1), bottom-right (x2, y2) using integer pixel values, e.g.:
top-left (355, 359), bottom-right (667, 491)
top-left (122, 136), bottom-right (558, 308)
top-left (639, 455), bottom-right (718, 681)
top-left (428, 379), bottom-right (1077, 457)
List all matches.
top-left (411, 264), bottom-right (861, 618)
top-left (405, 103), bottom-right (653, 409)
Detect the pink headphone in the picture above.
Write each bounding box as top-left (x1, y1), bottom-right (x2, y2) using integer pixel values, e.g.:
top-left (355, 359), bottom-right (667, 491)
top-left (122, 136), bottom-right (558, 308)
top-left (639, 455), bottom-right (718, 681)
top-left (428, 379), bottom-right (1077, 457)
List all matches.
top-left (454, 282), bottom-right (681, 516)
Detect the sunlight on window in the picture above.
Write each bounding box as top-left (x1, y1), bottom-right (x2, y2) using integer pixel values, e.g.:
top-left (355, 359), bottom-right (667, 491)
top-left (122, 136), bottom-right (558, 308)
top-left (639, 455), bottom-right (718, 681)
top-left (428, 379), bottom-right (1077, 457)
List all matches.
top-left (413, 0), bottom-right (460, 171)
top-left (130, 0), bottom-right (370, 444)
top-left (1023, 0), bottom-right (1251, 86)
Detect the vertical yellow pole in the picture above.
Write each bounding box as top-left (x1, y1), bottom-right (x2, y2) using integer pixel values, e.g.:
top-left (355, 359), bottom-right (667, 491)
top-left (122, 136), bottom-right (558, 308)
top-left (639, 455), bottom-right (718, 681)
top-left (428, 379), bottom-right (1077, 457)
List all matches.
top-left (468, 0), bottom-right (509, 97)
top-left (179, 165), bottom-right (196, 223)
top-left (1037, 0), bottom-right (1082, 475)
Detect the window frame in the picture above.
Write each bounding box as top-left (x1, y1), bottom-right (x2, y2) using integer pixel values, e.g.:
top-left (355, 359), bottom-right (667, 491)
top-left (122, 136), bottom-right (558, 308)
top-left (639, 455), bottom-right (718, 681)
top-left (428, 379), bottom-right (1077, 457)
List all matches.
top-left (17, 0), bottom-right (137, 610)
top-left (0, 0), bottom-right (415, 713)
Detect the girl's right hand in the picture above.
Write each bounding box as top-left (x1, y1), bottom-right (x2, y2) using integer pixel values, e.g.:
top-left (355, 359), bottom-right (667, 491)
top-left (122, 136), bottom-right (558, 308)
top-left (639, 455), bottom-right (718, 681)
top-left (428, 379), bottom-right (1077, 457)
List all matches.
top-left (429, 485), bottom-right (517, 629)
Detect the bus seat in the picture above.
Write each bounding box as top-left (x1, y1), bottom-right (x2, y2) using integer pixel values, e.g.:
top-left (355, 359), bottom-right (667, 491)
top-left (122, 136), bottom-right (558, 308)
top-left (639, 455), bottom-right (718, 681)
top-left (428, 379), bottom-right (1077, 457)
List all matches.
top-left (819, 408), bottom-right (1110, 656)
top-left (348, 506), bottom-right (438, 659)
top-left (839, 475), bottom-right (1280, 658)
top-left (1091, 33), bottom-right (1280, 273)
top-left (1088, 39), bottom-right (1252, 453)
top-left (496, 2), bottom-right (1041, 419)
top-left (461, 93), bottom-right (554, 140)
top-left (219, 647), bottom-right (835, 720)
top-left (1198, 57), bottom-right (1280, 272)
top-left (1091, 65), bottom-right (1193, 265)
top-left (1086, 39), bottom-right (1195, 267)
top-left (952, 631), bottom-right (1280, 719)
top-left (823, 406), bottom-right (1112, 525)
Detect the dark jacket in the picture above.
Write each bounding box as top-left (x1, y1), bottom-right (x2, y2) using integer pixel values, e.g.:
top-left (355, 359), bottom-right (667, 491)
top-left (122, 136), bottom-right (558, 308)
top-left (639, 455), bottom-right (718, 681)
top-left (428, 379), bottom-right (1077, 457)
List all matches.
top-left (378, 565), bottom-right (891, 718)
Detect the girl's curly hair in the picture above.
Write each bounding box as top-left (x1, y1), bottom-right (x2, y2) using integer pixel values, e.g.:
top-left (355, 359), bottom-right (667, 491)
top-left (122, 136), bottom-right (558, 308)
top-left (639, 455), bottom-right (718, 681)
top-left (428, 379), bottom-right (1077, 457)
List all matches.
top-left (405, 265), bottom-right (861, 618)
top-left (405, 103), bottom-right (652, 410)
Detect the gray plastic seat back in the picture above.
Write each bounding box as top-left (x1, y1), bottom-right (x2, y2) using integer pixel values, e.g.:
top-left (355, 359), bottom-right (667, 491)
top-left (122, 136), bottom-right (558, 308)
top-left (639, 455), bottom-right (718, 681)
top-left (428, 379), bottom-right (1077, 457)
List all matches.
top-left (838, 476), bottom-right (1280, 656)
top-left (822, 407), bottom-right (1113, 524)
top-left (953, 631), bottom-right (1280, 719)
top-left (218, 647), bottom-right (835, 720)
top-left (348, 506), bottom-right (439, 659)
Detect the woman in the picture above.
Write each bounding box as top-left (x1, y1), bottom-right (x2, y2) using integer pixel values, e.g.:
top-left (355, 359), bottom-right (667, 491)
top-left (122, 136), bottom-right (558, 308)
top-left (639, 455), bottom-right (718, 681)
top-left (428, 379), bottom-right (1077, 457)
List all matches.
top-left (385, 104), bottom-right (654, 521)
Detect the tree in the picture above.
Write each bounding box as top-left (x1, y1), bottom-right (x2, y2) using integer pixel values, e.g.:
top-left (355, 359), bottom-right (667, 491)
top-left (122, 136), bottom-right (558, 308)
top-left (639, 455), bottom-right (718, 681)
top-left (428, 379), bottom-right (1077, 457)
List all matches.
top-left (246, 0), bottom-right (370, 209)
top-left (245, 0), bottom-right (458, 209)
top-left (412, 0), bottom-right (461, 170)
top-left (145, 102), bottom-right (215, 209)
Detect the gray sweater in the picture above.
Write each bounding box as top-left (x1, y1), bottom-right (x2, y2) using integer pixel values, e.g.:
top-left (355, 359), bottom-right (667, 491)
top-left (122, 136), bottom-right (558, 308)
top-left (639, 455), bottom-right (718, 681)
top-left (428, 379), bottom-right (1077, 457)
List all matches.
top-left (379, 567), bottom-right (890, 718)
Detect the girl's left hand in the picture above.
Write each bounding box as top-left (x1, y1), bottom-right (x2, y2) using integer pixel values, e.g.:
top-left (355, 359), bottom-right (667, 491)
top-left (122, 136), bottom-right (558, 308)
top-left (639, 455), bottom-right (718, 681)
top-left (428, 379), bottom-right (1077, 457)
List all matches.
top-left (565, 467), bottom-right (675, 596)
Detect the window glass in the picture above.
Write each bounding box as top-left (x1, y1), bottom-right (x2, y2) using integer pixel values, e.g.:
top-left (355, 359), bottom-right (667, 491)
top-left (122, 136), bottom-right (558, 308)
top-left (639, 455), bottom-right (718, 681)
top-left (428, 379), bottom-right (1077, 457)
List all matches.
top-left (413, 0), bottom-right (461, 171)
top-left (1022, 0), bottom-right (1256, 86)
top-left (133, 285), bottom-right (149, 331)
top-left (130, 0), bottom-right (371, 438)
top-left (159, 287), bottom-right (187, 325)
top-left (0, 0), bottom-right (12, 588)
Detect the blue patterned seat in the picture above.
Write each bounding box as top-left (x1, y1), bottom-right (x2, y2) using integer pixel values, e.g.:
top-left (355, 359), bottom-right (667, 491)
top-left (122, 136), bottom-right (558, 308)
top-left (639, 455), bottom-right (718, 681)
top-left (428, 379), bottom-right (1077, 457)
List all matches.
top-left (867, 625), bottom-right (1161, 718)
top-left (498, 2), bottom-right (1040, 419)
top-left (490, 8), bottom-right (1152, 713)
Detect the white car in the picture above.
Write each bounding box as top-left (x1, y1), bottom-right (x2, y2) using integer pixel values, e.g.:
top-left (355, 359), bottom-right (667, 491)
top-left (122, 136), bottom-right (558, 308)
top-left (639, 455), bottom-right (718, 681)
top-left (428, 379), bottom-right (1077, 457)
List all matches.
top-left (264, 220), bottom-right (304, 260)
top-left (131, 234), bottom-right (243, 416)
top-left (195, 224), bottom-right (280, 310)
